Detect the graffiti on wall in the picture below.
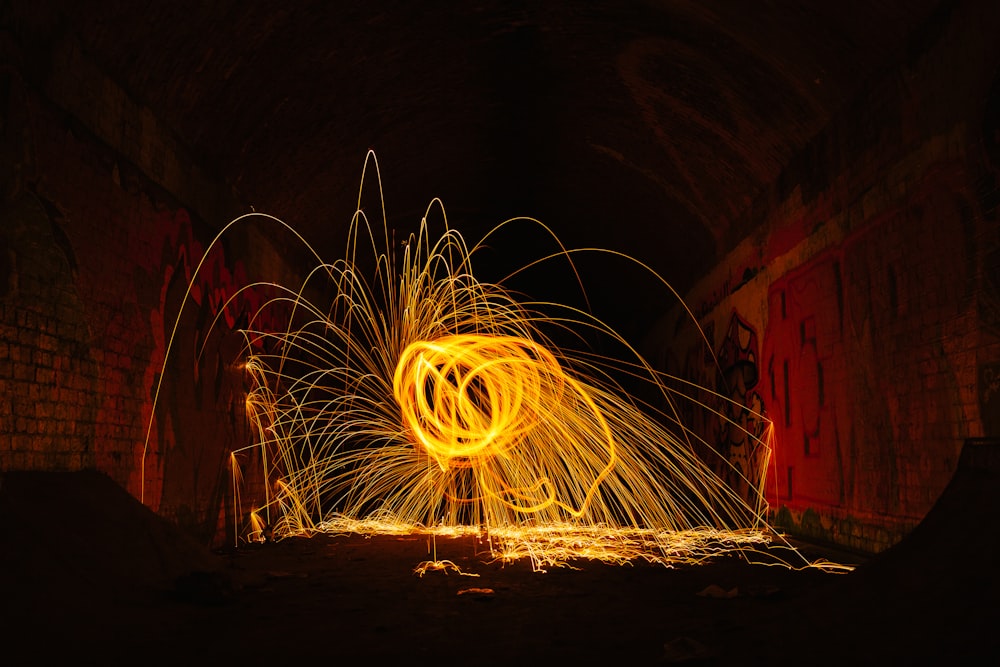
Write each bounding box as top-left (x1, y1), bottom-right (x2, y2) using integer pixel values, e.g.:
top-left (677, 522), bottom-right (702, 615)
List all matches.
top-left (25, 95), bottom-right (295, 542)
top-left (140, 208), bottom-right (278, 538)
top-left (761, 166), bottom-right (976, 519)
top-left (675, 313), bottom-right (768, 505)
top-left (761, 252), bottom-right (851, 510)
top-left (672, 165), bottom-right (979, 523)
top-left (714, 314), bottom-right (769, 502)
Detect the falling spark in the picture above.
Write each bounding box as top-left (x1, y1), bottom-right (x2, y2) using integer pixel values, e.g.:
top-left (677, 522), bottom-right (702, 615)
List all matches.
top-left (145, 150), bottom-right (845, 572)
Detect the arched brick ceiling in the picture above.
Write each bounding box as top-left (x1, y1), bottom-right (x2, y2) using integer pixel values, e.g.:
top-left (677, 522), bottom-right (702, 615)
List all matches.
top-left (14, 0), bottom-right (944, 339)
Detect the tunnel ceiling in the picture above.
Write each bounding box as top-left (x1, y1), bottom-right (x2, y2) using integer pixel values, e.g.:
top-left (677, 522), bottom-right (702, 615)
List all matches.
top-left (13, 0), bottom-right (943, 339)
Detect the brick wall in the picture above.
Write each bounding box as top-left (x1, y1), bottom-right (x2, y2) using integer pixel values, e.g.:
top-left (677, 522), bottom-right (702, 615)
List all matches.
top-left (648, 1), bottom-right (1000, 554)
top-left (0, 34), bottom-right (298, 546)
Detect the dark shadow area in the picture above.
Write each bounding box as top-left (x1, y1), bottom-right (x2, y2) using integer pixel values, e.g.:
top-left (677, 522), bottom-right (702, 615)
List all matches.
top-left (2, 443), bottom-right (998, 665)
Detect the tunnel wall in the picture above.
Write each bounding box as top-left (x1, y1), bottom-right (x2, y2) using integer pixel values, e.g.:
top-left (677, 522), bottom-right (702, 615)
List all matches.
top-left (650, 1), bottom-right (1000, 554)
top-left (0, 33), bottom-right (293, 545)
top-left (5, 6), bottom-right (998, 556)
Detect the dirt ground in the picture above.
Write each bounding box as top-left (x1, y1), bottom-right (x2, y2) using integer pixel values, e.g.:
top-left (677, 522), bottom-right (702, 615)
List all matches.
top-left (2, 469), bottom-right (998, 666)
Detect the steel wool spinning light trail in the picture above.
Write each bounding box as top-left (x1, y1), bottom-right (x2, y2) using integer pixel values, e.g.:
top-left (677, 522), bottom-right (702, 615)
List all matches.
top-left (392, 333), bottom-right (617, 518)
top-left (144, 151), bottom-right (838, 572)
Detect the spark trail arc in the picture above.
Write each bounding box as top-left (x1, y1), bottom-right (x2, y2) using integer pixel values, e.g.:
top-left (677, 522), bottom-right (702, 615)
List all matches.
top-left (146, 150), bottom-right (811, 571)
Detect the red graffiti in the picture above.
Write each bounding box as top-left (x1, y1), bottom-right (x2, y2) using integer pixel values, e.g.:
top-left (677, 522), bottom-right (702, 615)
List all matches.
top-left (761, 252), bottom-right (848, 508)
top-left (761, 164), bottom-right (976, 519)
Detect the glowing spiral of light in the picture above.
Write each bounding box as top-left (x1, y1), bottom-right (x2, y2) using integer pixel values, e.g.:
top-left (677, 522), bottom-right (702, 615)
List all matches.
top-left (393, 333), bottom-right (616, 516)
top-left (393, 334), bottom-right (557, 468)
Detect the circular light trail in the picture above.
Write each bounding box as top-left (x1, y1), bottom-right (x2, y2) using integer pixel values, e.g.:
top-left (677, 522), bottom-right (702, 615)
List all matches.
top-left (393, 333), bottom-right (616, 517)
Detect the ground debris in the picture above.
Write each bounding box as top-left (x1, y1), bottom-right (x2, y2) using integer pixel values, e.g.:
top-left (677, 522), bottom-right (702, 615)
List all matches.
top-left (661, 636), bottom-right (716, 664)
top-left (696, 584), bottom-right (739, 599)
top-left (457, 587), bottom-right (495, 599)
